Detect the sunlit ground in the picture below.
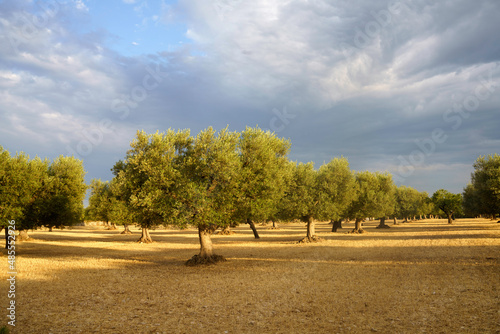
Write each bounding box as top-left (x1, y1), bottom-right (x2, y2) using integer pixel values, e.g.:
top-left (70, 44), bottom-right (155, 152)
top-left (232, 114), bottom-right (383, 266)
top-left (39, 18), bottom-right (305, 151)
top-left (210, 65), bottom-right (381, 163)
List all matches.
top-left (1, 218), bottom-right (499, 333)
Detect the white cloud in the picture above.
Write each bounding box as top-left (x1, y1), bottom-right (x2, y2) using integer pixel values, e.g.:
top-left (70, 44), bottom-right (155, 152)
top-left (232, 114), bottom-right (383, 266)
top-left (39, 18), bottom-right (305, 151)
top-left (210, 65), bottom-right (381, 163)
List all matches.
top-left (74, 0), bottom-right (88, 12)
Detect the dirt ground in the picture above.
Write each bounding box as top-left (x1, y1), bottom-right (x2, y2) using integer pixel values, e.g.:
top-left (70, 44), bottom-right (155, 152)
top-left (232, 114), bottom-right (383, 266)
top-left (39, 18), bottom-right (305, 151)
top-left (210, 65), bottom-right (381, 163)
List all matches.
top-left (1, 218), bottom-right (499, 333)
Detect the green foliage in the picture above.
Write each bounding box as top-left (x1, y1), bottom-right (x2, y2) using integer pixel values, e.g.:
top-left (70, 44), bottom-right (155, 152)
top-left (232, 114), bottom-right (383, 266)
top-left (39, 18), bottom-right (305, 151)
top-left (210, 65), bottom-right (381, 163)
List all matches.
top-left (395, 186), bottom-right (421, 219)
top-left (0, 147), bottom-right (86, 230)
top-left (107, 179), bottom-right (135, 227)
top-left (236, 127), bottom-right (292, 223)
top-left (348, 171), bottom-right (395, 221)
top-left (87, 177), bottom-right (135, 228)
top-left (462, 183), bottom-right (480, 217)
top-left (417, 192), bottom-right (433, 217)
top-left (464, 154), bottom-right (500, 217)
top-left (182, 127), bottom-right (241, 231)
top-left (41, 156), bottom-right (87, 228)
top-left (316, 157), bottom-right (356, 221)
top-left (86, 179), bottom-right (112, 222)
top-left (0, 148), bottom-right (45, 227)
top-left (117, 129), bottom-right (189, 229)
top-left (432, 189), bottom-right (462, 218)
top-left (281, 162), bottom-right (319, 222)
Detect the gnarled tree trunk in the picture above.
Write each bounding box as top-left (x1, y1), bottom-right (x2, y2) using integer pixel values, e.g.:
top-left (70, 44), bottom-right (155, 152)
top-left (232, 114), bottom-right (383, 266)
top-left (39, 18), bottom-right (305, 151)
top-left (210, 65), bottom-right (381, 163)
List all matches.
top-left (199, 228), bottom-right (213, 258)
top-left (331, 220), bottom-right (342, 232)
top-left (376, 217), bottom-right (390, 229)
top-left (137, 227), bottom-right (153, 243)
top-left (298, 215), bottom-right (323, 242)
top-left (393, 217), bottom-right (398, 225)
top-left (351, 218), bottom-right (364, 233)
top-left (447, 213), bottom-right (453, 224)
top-left (306, 215), bottom-right (315, 239)
top-left (186, 226), bottom-right (226, 266)
top-left (121, 224), bottom-right (132, 234)
top-left (246, 218), bottom-right (260, 239)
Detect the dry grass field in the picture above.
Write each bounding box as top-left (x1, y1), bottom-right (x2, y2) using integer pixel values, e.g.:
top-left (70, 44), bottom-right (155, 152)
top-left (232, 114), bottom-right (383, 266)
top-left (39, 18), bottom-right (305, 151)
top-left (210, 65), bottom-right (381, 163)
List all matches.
top-left (1, 218), bottom-right (499, 333)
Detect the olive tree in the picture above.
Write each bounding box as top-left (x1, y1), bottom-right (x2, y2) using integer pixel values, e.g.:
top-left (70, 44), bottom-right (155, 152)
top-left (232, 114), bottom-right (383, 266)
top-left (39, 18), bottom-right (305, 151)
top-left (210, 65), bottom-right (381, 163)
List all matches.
top-left (108, 178), bottom-right (135, 234)
top-left (394, 186), bottom-right (421, 223)
top-left (347, 172), bottom-right (395, 233)
top-left (87, 178), bottom-right (135, 233)
top-left (19, 156), bottom-right (86, 234)
top-left (316, 157), bottom-right (356, 232)
top-left (280, 162), bottom-right (323, 242)
top-left (86, 179), bottom-right (113, 227)
top-left (467, 154), bottom-right (500, 219)
top-left (462, 183), bottom-right (480, 217)
top-left (181, 127), bottom-right (241, 264)
top-left (116, 129), bottom-right (190, 243)
top-left (236, 127), bottom-right (292, 238)
top-left (0, 148), bottom-right (47, 244)
top-left (431, 189), bottom-right (462, 224)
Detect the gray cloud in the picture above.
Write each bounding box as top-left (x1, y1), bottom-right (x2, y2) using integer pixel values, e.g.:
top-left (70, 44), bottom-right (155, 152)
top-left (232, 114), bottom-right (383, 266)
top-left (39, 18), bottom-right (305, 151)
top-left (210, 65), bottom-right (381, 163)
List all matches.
top-left (0, 0), bottom-right (499, 196)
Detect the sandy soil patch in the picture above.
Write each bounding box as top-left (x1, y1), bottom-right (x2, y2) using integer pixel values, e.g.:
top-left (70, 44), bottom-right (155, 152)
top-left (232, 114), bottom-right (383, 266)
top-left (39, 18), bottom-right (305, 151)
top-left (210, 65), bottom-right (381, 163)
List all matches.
top-left (1, 218), bottom-right (499, 333)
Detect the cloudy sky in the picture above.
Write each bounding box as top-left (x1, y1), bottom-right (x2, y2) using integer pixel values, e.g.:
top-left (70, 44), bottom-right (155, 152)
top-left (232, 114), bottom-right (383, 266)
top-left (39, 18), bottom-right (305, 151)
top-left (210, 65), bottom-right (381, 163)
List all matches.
top-left (1, 0), bottom-right (499, 198)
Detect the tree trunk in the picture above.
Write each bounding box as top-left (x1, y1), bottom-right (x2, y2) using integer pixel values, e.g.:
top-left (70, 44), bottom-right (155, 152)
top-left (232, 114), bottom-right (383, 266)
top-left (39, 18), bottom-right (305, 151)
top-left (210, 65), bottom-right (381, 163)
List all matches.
top-left (137, 227), bottom-right (153, 243)
top-left (306, 216), bottom-right (315, 239)
top-left (217, 225), bottom-right (234, 235)
top-left (447, 213), bottom-right (453, 224)
top-left (121, 224), bottom-right (132, 234)
top-left (331, 220), bottom-right (342, 232)
top-left (18, 229), bottom-right (33, 241)
top-left (393, 217), bottom-right (398, 225)
top-left (185, 226), bottom-right (226, 266)
top-left (352, 218), bottom-right (364, 233)
top-left (4, 228), bottom-right (8, 250)
top-left (246, 218), bottom-right (260, 239)
top-left (376, 217), bottom-right (390, 229)
top-left (199, 228), bottom-right (213, 258)
top-left (272, 220), bottom-right (278, 228)
top-left (49, 226), bottom-right (53, 232)
top-left (298, 216), bottom-right (322, 242)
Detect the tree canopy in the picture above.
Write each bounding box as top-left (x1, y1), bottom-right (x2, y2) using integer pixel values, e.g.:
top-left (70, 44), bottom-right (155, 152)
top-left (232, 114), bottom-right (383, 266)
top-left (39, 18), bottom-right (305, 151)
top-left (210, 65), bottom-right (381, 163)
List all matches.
top-left (432, 189), bottom-right (462, 224)
top-left (463, 154), bottom-right (500, 218)
top-left (347, 171), bottom-right (395, 233)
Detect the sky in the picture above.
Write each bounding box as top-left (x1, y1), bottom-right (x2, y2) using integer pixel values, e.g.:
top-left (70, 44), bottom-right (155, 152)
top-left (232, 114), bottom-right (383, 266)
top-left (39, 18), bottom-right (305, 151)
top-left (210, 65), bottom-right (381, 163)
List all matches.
top-left (0, 0), bottom-right (499, 199)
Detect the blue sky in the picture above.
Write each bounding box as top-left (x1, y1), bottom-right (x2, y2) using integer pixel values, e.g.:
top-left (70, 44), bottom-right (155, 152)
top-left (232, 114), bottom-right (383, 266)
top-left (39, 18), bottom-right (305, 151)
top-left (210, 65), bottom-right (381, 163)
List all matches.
top-left (0, 0), bottom-right (499, 199)
top-left (84, 0), bottom-right (190, 56)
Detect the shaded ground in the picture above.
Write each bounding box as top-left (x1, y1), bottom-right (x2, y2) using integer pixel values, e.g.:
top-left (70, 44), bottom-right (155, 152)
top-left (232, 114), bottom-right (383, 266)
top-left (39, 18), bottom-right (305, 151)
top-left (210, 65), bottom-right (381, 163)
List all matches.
top-left (1, 218), bottom-right (499, 333)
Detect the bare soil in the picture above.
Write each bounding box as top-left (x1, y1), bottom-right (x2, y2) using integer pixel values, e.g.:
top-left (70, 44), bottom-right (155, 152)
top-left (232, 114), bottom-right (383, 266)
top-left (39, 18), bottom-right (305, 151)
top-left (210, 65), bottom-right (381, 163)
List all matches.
top-left (1, 218), bottom-right (499, 333)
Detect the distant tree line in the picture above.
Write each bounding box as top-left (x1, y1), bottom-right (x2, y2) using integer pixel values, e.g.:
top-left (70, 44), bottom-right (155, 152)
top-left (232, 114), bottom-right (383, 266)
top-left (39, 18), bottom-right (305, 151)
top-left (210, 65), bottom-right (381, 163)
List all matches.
top-left (1, 131), bottom-right (498, 262)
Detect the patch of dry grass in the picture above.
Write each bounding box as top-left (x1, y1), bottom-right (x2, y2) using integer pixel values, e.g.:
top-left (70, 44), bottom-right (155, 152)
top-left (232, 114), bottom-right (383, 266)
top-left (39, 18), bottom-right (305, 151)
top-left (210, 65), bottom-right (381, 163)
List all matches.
top-left (1, 218), bottom-right (499, 333)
